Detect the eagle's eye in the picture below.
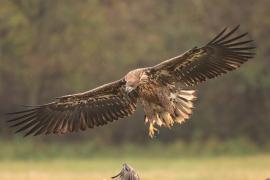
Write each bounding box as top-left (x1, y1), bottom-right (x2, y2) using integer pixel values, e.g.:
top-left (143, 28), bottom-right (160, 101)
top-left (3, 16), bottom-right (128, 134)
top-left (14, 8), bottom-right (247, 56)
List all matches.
top-left (123, 164), bottom-right (130, 171)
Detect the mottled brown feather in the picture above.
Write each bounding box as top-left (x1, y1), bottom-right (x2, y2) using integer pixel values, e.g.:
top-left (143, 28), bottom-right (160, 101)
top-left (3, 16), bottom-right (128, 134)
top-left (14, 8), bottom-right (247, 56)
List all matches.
top-left (7, 79), bottom-right (138, 136)
top-left (151, 26), bottom-right (255, 86)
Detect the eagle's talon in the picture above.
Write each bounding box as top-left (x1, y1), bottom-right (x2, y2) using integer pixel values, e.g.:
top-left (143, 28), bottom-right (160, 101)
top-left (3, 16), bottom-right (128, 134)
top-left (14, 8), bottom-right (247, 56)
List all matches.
top-left (148, 123), bottom-right (159, 138)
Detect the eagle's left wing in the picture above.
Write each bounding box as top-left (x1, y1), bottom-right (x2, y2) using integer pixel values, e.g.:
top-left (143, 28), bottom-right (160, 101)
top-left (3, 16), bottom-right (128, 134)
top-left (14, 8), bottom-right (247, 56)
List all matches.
top-left (7, 79), bottom-right (138, 136)
top-left (150, 26), bottom-right (255, 86)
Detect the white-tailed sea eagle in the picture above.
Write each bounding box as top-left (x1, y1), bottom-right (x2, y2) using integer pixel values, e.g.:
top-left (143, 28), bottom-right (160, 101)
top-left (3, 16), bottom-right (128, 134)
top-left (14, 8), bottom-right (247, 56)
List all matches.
top-left (7, 26), bottom-right (255, 138)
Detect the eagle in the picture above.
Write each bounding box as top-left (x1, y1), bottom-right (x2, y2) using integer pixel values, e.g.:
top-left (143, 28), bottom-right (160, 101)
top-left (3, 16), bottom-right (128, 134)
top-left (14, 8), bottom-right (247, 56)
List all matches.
top-left (7, 26), bottom-right (255, 138)
top-left (111, 163), bottom-right (140, 180)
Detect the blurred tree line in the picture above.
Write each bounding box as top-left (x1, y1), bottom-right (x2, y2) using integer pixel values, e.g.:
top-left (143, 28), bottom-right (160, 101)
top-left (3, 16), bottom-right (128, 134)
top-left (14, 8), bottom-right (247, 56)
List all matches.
top-left (0, 0), bottom-right (269, 145)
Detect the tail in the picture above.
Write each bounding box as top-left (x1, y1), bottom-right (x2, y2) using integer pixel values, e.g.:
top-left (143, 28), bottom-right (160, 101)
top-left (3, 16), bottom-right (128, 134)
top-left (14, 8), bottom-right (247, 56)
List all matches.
top-left (173, 89), bottom-right (197, 124)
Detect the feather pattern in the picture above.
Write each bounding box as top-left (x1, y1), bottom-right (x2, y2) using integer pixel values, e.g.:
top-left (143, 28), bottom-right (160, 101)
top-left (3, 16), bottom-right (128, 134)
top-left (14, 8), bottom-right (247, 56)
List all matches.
top-left (7, 79), bottom-right (137, 136)
top-left (151, 26), bottom-right (255, 86)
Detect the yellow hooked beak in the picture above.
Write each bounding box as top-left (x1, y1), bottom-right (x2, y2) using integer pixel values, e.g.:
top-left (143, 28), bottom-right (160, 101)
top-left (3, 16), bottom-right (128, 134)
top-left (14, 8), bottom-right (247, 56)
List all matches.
top-left (125, 86), bottom-right (135, 93)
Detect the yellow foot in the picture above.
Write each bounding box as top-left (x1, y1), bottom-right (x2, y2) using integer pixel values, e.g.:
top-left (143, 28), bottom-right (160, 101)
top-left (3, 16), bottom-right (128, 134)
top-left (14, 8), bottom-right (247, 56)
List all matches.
top-left (148, 123), bottom-right (159, 138)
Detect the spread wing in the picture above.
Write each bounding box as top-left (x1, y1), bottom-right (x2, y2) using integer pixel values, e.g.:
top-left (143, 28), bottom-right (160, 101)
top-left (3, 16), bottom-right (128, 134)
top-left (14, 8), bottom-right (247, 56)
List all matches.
top-left (7, 79), bottom-right (138, 136)
top-left (150, 26), bottom-right (256, 86)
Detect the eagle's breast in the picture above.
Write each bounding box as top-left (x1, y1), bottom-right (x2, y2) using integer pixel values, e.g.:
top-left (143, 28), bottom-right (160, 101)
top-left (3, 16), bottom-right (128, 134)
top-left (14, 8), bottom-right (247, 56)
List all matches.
top-left (137, 81), bottom-right (161, 104)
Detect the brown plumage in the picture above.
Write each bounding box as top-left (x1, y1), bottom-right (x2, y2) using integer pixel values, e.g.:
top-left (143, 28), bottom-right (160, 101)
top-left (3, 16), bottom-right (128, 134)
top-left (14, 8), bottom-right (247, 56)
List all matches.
top-left (111, 163), bottom-right (140, 180)
top-left (7, 26), bottom-right (255, 137)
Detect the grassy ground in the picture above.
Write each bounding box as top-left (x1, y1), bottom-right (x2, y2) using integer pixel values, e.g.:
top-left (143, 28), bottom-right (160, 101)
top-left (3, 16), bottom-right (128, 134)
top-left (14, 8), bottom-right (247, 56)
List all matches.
top-left (0, 154), bottom-right (269, 180)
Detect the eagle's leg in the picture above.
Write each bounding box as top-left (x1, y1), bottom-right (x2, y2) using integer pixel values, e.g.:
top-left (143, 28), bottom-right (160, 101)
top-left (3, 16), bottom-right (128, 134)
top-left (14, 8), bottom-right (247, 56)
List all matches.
top-left (140, 99), bottom-right (160, 138)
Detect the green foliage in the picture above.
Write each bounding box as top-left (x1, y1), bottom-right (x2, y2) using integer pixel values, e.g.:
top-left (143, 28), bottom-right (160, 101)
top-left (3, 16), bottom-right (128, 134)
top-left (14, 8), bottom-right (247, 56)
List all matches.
top-left (1, 155), bottom-right (270, 179)
top-left (0, 138), bottom-right (268, 160)
top-left (0, 0), bottom-right (270, 145)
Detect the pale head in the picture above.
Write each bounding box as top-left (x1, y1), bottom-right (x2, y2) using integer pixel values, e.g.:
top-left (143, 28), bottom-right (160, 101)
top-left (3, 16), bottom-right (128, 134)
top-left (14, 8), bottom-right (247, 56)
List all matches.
top-left (124, 68), bottom-right (146, 93)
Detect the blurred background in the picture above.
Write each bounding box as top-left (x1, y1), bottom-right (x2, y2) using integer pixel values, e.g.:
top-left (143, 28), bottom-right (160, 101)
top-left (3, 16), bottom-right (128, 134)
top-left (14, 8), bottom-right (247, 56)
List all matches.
top-left (0, 0), bottom-right (270, 179)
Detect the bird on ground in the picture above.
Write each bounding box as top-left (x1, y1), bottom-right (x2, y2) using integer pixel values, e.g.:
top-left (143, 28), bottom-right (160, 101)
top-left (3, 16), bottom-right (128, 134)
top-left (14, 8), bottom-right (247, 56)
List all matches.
top-left (111, 163), bottom-right (140, 180)
top-left (7, 26), bottom-right (255, 138)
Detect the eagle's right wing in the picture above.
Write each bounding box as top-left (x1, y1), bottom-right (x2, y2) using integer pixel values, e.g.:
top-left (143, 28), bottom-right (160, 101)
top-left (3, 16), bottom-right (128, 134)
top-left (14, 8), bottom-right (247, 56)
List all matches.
top-left (7, 79), bottom-right (138, 136)
top-left (150, 26), bottom-right (255, 86)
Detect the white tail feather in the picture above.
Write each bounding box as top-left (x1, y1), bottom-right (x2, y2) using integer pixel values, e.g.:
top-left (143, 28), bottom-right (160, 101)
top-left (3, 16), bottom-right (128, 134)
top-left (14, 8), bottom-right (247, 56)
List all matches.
top-left (178, 99), bottom-right (193, 108)
top-left (173, 89), bottom-right (197, 124)
top-left (146, 89), bottom-right (197, 137)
